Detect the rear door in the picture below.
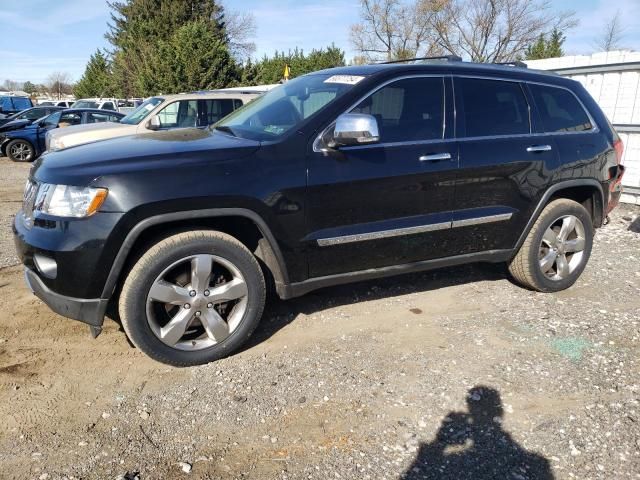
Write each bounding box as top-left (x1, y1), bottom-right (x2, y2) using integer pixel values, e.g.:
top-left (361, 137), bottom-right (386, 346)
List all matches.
top-left (452, 76), bottom-right (559, 254)
top-left (306, 76), bottom-right (458, 277)
top-left (198, 98), bottom-right (242, 127)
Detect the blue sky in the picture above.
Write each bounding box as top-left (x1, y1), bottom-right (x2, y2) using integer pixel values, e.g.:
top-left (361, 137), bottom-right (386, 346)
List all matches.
top-left (1, 0), bottom-right (639, 84)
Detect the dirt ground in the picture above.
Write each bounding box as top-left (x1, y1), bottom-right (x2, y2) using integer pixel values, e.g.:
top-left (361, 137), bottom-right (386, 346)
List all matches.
top-left (0, 156), bottom-right (639, 480)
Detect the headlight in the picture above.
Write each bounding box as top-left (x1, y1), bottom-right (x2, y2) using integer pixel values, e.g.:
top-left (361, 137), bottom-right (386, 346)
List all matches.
top-left (34, 183), bottom-right (108, 218)
top-left (48, 135), bottom-right (65, 152)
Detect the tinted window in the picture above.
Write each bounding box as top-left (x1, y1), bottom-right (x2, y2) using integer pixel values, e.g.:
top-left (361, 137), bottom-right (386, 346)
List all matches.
top-left (458, 78), bottom-right (530, 137)
top-left (20, 108), bottom-right (48, 120)
top-left (529, 84), bottom-right (592, 133)
top-left (13, 97), bottom-right (32, 110)
top-left (351, 77), bottom-right (444, 142)
top-left (1, 97), bottom-right (12, 111)
top-left (102, 102), bottom-right (116, 111)
top-left (200, 99), bottom-right (237, 126)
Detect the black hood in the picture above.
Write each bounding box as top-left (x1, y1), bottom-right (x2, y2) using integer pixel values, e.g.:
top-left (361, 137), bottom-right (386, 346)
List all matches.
top-left (32, 128), bottom-right (262, 186)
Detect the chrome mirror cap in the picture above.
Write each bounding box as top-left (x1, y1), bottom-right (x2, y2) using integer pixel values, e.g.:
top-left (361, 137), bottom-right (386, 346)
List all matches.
top-left (333, 113), bottom-right (380, 146)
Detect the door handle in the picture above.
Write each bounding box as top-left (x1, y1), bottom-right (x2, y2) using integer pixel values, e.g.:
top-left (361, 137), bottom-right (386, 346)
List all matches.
top-left (419, 153), bottom-right (452, 162)
top-left (526, 144), bottom-right (552, 153)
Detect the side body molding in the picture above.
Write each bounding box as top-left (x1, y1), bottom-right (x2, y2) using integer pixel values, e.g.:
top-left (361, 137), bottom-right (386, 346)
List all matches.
top-left (513, 179), bottom-right (604, 252)
top-left (100, 208), bottom-right (290, 300)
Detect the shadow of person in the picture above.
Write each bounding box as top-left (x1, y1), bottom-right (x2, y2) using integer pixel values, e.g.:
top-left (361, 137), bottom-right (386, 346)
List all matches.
top-left (402, 386), bottom-right (554, 480)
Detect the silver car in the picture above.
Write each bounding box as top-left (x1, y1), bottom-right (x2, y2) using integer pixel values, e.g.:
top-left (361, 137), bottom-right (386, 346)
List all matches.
top-left (46, 90), bottom-right (267, 152)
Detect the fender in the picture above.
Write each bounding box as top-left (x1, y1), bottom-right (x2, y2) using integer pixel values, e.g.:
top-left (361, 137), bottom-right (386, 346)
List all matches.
top-left (513, 179), bottom-right (605, 253)
top-left (100, 208), bottom-right (289, 300)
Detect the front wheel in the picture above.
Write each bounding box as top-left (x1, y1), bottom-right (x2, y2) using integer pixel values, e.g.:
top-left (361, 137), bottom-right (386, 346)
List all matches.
top-left (119, 231), bottom-right (266, 366)
top-left (509, 198), bottom-right (593, 292)
top-left (6, 139), bottom-right (35, 162)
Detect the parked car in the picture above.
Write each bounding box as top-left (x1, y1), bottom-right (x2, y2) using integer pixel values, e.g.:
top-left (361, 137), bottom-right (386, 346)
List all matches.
top-left (1, 108), bottom-right (124, 162)
top-left (0, 95), bottom-right (33, 118)
top-left (38, 100), bottom-right (75, 108)
top-left (46, 91), bottom-right (260, 152)
top-left (72, 98), bottom-right (120, 111)
top-left (0, 106), bottom-right (64, 128)
top-left (13, 59), bottom-right (625, 366)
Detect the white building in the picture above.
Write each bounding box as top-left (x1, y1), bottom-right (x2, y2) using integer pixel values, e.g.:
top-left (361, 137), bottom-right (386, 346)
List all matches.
top-left (526, 51), bottom-right (640, 204)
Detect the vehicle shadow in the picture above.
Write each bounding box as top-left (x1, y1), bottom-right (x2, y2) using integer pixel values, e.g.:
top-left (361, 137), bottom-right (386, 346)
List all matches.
top-left (242, 262), bottom-right (508, 352)
top-left (629, 216), bottom-right (640, 233)
top-left (401, 386), bottom-right (554, 480)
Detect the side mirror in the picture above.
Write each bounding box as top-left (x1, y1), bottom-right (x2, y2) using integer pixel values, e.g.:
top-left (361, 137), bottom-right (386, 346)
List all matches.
top-left (146, 116), bottom-right (161, 131)
top-left (333, 113), bottom-right (380, 147)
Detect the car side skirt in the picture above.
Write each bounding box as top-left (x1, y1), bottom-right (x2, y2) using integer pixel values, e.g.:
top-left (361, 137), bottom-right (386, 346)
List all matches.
top-left (277, 249), bottom-right (514, 299)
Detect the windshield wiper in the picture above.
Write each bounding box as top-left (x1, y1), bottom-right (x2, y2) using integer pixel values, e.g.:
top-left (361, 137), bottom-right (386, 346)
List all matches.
top-left (214, 125), bottom-right (236, 137)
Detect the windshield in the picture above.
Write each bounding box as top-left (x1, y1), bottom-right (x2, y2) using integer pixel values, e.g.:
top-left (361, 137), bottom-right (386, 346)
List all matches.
top-left (215, 73), bottom-right (365, 141)
top-left (73, 100), bottom-right (99, 109)
top-left (120, 97), bottom-right (164, 125)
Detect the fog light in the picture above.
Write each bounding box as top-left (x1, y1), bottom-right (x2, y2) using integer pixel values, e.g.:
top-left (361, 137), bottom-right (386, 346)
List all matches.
top-left (33, 253), bottom-right (57, 279)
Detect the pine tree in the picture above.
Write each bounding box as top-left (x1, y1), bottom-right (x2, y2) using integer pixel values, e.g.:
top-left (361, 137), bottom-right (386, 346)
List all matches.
top-left (73, 49), bottom-right (113, 98)
top-left (525, 29), bottom-right (566, 60)
top-left (106, 0), bottom-right (235, 96)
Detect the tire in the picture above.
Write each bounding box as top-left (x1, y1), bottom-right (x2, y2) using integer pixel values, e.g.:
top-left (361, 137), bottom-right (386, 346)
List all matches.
top-left (508, 198), bottom-right (593, 292)
top-left (119, 231), bottom-right (266, 366)
top-left (6, 139), bottom-right (35, 162)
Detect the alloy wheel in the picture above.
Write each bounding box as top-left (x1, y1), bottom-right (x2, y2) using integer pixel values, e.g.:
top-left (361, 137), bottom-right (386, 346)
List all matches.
top-left (9, 141), bottom-right (33, 161)
top-left (146, 254), bottom-right (248, 350)
top-left (538, 215), bottom-right (586, 281)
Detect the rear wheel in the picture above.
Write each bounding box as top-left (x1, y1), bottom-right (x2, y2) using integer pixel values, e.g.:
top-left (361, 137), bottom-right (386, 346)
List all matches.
top-left (119, 231), bottom-right (266, 366)
top-left (509, 199), bottom-right (593, 292)
top-left (6, 139), bottom-right (35, 162)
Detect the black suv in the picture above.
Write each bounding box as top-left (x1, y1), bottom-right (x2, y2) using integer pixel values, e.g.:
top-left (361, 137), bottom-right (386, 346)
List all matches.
top-left (14, 60), bottom-right (625, 366)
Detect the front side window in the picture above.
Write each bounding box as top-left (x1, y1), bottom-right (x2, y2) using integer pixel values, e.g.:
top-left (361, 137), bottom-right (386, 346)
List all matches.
top-left (156, 100), bottom-right (198, 128)
top-left (87, 112), bottom-right (111, 123)
top-left (529, 84), bottom-right (592, 133)
top-left (351, 77), bottom-right (444, 143)
top-left (458, 78), bottom-right (530, 137)
top-left (58, 112), bottom-right (82, 127)
top-left (216, 73), bottom-right (363, 141)
top-left (43, 111), bottom-right (61, 127)
top-left (102, 102), bottom-right (115, 111)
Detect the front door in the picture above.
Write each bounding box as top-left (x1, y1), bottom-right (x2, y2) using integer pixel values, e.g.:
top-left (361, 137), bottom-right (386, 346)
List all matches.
top-left (306, 76), bottom-right (459, 278)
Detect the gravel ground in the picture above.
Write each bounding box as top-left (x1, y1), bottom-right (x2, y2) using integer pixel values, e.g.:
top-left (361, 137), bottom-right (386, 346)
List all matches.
top-left (0, 155), bottom-right (639, 479)
top-left (0, 157), bottom-right (30, 267)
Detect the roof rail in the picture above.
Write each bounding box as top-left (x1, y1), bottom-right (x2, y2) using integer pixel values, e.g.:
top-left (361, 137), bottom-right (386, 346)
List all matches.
top-left (378, 55), bottom-right (463, 65)
top-left (494, 61), bottom-right (528, 68)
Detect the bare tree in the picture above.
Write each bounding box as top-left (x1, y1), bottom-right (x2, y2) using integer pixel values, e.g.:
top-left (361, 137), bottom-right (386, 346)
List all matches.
top-left (353, 0), bottom-right (576, 64)
top-left (350, 0), bottom-right (446, 62)
top-left (224, 8), bottom-right (257, 61)
top-left (46, 72), bottom-right (73, 99)
top-left (2, 79), bottom-right (21, 91)
top-left (431, 0), bottom-right (576, 63)
top-left (593, 10), bottom-right (626, 52)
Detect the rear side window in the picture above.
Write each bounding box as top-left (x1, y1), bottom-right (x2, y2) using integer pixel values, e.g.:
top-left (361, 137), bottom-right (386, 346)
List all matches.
top-left (529, 84), bottom-right (592, 133)
top-left (199, 99), bottom-right (237, 126)
top-left (102, 102), bottom-right (116, 111)
top-left (458, 78), bottom-right (530, 137)
top-left (351, 77), bottom-right (444, 142)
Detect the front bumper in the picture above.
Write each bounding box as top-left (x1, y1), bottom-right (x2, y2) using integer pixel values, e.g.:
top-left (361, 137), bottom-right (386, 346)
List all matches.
top-left (23, 267), bottom-right (108, 327)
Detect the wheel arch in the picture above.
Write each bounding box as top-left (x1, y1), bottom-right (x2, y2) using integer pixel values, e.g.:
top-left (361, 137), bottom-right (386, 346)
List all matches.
top-left (101, 208), bottom-right (289, 302)
top-left (514, 179), bottom-right (604, 253)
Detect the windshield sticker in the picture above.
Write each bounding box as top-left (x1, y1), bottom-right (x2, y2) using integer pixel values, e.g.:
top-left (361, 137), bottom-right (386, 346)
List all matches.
top-left (144, 103), bottom-right (155, 111)
top-left (324, 75), bottom-right (365, 85)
